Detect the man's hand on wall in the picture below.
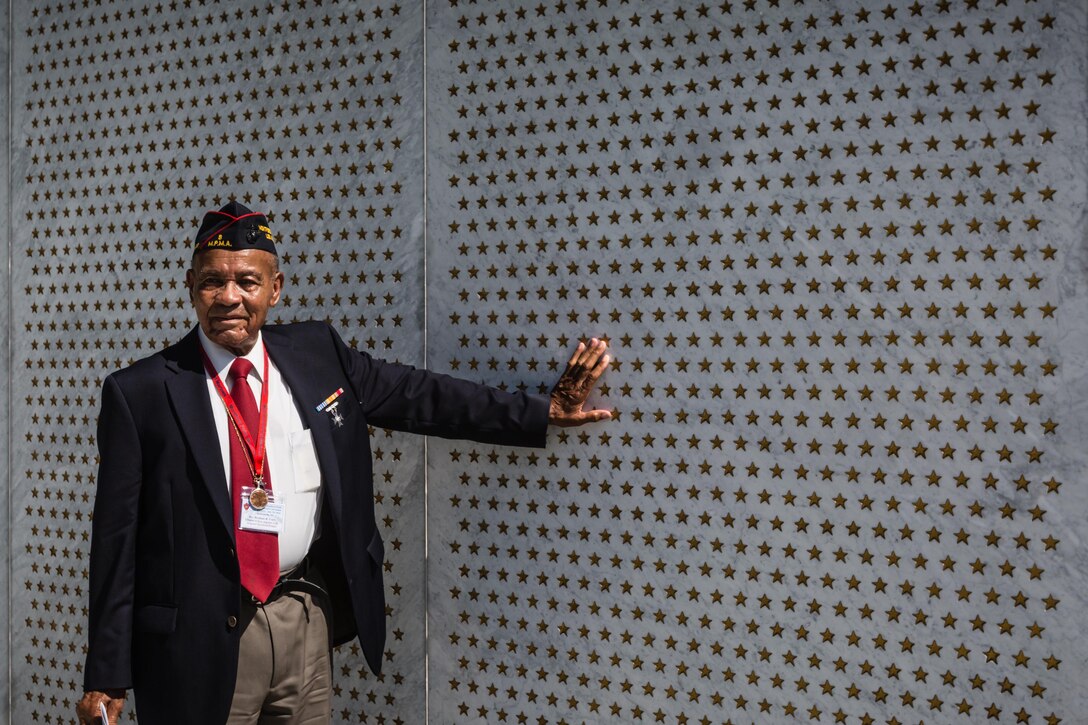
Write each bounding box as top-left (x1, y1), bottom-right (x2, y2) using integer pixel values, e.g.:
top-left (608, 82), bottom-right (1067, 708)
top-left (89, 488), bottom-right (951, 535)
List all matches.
top-left (548, 338), bottom-right (612, 427)
top-left (76, 689), bottom-right (126, 724)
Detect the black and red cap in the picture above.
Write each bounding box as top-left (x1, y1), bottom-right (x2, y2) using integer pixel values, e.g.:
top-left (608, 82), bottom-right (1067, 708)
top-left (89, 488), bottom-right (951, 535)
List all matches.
top-left (193, 200), bottom-right (276, 255)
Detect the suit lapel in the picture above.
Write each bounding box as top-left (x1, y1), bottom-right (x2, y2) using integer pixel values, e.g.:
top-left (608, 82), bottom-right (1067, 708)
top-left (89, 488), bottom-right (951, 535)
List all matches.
top-left (164, 328), bottom-right (234, 537)
top-left (264, 329), bottom-right (344, 517)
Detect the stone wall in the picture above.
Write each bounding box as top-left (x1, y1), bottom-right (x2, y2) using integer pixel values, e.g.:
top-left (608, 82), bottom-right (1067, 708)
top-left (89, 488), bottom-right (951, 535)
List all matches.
top-left (4, 0), bottom-right (1087, 722)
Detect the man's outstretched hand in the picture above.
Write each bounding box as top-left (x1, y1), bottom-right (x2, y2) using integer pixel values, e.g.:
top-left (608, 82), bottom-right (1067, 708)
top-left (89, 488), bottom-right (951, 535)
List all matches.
top-left (549, 338), bottom-right (612, 427)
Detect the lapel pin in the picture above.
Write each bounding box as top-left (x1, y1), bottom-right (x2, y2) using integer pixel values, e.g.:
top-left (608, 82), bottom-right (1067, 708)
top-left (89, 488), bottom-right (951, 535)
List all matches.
top-left (329, 402), bottom-right (345, 428)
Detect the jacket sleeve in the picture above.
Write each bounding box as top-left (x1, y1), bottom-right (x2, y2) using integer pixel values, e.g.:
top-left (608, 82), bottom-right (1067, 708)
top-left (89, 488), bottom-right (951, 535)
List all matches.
top-left (326, 324), bottom-right (550, 448)
top-left (83, 374), bottom-right (142, 691)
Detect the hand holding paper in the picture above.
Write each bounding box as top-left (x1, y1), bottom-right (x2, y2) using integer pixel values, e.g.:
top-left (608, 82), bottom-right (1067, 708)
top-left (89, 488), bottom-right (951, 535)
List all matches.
top-left (74, 688), bottom-right (126, 724)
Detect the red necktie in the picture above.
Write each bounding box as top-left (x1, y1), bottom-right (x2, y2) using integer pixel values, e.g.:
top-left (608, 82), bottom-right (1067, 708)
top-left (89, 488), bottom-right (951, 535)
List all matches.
top-left (228, 357), bottom-right (279, 602)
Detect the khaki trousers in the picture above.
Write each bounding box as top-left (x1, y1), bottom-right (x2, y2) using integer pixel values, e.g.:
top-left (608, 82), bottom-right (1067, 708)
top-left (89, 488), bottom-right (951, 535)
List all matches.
top-left (227, 587), bottom-right (332, 725)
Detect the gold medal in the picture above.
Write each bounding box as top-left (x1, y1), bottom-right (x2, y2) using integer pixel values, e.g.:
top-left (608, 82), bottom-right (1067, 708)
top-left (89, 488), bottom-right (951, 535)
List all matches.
top-left (248, 487), bottom-right (269, 510)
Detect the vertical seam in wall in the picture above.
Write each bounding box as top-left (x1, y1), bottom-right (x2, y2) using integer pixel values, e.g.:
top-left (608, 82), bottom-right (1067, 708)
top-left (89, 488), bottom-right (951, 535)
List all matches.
top-left (6, 0), bottom-right (13, 718)
top-left (421, 0), bottom-right (430, 721)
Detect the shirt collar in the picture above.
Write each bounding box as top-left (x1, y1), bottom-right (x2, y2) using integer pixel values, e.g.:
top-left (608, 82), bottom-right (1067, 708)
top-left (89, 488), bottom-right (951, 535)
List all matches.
top-left (197, 326), bottom-right (266, 383)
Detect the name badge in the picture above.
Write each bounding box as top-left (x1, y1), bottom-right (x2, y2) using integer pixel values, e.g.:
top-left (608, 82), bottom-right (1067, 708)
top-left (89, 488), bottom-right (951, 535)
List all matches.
top-left (240, 487), bottom-right (285, 534)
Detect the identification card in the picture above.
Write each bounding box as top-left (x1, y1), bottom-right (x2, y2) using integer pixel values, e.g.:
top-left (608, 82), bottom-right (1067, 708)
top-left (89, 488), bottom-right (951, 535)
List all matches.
top-left (240, 487), bottom-right (285, 534)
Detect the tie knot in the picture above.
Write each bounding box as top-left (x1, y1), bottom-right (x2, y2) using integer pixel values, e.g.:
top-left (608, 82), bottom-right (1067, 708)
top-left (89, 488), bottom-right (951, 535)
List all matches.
top-left (229, 357), bottom-right (254, 382)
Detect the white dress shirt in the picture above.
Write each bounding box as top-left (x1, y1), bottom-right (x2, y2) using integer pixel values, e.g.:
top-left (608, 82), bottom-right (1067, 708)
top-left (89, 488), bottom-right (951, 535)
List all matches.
top-left (198, 327), bottom-right (323, 574)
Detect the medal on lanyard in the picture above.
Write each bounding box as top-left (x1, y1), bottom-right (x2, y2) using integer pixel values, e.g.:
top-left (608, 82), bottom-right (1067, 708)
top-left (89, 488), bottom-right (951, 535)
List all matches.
top-left (247, 486), bottom-right (269, 510)
top-left (199, 345), bottom-right (271, 510)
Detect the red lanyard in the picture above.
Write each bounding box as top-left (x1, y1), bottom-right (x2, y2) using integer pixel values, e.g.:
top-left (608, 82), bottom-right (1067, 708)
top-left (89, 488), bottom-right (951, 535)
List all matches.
top-left (199, 343), bottom-right (270, 485)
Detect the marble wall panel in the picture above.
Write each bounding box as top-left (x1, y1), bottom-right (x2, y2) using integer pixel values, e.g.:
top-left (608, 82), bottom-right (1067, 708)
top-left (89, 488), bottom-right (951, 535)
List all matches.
top-left (8, 1), bottom-right (425, 722)
top-left (425, 0), bottom-right (1088, 722)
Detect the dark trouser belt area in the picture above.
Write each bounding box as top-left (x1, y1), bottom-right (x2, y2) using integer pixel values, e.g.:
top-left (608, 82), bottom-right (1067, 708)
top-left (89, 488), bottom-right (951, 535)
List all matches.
top-left (263, 577), bottom-right (329, 604)
top-left (248, 556), bottom-right (335, 652)
top-left (252, 555), bottom-right (321, 602)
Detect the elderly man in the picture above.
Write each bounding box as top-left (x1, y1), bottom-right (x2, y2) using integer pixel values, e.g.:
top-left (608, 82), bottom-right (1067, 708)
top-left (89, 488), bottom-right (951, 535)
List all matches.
top-left (76, 201), bottom-right (611, 724)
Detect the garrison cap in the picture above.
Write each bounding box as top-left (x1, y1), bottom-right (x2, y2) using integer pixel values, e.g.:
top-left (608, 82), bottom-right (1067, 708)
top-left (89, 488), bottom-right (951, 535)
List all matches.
top-left (192, 201), bottom-right (276, 255)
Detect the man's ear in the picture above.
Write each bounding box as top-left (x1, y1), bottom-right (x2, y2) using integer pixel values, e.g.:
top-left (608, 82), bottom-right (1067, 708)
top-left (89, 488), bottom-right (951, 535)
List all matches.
top-left (269, 270), bottom-right (285, 307)
top-left (184, 268), bottom-right (196, 301)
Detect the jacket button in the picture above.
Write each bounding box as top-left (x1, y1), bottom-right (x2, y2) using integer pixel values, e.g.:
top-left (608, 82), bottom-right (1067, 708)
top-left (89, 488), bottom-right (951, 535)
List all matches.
top-left (227, 615), bottom-right (238, 629)
top-left (229, 548), bottom-right (235, 558)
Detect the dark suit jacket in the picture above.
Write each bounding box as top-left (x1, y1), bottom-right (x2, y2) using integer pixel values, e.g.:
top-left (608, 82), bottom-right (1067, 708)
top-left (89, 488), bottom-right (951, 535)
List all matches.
top-left (83, 321), bottom-right (549, 724)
